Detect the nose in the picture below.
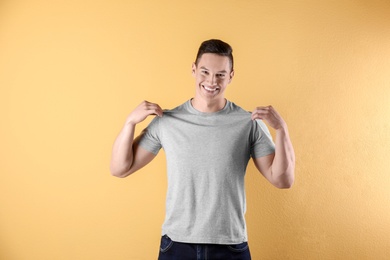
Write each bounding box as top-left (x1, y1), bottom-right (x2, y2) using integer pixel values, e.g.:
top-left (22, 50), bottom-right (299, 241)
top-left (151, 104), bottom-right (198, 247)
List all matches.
top-left (207, 74), bottom-right (217, 85)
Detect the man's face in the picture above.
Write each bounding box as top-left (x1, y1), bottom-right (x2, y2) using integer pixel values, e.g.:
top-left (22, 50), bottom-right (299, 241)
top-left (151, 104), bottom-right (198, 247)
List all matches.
top-left (192, 53), bottom-right (234, 101)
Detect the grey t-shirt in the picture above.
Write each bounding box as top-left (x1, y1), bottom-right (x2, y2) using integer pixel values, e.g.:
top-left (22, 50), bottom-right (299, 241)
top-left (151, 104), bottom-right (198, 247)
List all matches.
top-left (138, 100), bottom-right (275, 244)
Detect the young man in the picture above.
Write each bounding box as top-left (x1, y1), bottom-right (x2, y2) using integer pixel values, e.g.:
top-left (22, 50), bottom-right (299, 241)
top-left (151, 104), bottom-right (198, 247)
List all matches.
top-left (110, 39), bottom-right (295, 260)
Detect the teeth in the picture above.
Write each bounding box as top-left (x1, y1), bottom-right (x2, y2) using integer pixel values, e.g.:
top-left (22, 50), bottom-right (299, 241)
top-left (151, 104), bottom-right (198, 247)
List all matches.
top-left (204, 86), bottom-right (218, 91)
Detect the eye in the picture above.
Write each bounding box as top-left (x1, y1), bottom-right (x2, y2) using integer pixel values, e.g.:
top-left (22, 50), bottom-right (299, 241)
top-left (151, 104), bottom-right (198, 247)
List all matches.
top-left (201, 70), bottom-right (209, 75)
top-left (217, 73), bottom-right (226, 78)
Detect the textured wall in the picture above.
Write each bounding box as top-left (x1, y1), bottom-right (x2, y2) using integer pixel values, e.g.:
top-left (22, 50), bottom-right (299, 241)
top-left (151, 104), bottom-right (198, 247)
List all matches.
top-left (1, 0), bottom-right (389, 259)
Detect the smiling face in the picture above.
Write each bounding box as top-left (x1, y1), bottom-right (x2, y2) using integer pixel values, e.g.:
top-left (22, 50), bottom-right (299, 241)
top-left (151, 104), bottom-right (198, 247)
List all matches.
top-left (192, 53), bottom-right (234, 105)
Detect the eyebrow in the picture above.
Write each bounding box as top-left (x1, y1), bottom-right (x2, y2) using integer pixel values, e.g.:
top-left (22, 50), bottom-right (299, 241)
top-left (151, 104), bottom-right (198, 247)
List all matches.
top-left (200, 66), bottom-right (228, 73)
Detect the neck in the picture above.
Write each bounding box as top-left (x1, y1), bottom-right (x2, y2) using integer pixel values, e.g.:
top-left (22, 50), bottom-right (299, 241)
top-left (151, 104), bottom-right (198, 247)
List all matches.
top-left (191, 97), bottom-right (227, 113)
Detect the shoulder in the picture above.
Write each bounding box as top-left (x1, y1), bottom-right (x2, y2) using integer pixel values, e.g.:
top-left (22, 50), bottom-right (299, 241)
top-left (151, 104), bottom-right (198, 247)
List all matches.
top-left (225, 101), bottom-right (252, 122)
top-left (161, 100), bottom-right (192, 118)
top-left (226, 100), bottom-right (251, 115)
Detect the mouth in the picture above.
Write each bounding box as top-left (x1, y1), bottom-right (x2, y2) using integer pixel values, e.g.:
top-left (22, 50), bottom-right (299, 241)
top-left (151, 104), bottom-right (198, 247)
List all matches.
top-left (202, 85), bottom-right (220, 93)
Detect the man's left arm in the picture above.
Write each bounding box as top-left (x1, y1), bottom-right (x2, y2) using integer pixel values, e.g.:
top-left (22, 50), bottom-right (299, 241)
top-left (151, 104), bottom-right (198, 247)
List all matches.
top-left (251, 106), bottom-right (295, 189)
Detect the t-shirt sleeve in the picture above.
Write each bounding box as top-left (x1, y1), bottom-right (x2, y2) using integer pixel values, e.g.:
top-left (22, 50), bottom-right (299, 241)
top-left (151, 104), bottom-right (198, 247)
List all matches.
top-left (138, 117), bottom-right (162, 155)
top-left (250, 119), bottom-right (276, 158)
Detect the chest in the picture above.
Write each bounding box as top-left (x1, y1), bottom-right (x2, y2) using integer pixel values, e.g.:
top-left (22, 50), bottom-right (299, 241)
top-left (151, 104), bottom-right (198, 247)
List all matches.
top-left (160, 117), bottom-right (253, 163)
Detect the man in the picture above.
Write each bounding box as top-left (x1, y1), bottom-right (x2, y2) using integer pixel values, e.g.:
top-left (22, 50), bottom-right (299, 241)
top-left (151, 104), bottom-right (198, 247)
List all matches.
top-left (110, 39), bottom-right (295, 260)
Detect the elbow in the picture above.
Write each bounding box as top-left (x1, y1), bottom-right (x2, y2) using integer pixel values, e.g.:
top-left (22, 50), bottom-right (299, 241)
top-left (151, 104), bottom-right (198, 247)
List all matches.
top-left (110, 171), bottom-right (130, 178)
top-left (273, 171), bottom-right (295, 189)
top-left (109, 164), bottom-right (132, 178)
top-left (276, 180), bottom-right (294, 189)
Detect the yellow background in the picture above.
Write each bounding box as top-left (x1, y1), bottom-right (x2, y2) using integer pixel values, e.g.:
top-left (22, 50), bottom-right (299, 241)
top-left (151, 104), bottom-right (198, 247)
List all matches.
top-left (1, 0), bottom-right (390, 259)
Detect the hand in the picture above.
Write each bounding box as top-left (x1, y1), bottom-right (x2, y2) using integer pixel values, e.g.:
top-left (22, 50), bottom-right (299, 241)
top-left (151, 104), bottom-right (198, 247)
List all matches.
top-left (251, 105), bottom-right (286, 130)
top-left (125, 100), bottom-right (163, 126)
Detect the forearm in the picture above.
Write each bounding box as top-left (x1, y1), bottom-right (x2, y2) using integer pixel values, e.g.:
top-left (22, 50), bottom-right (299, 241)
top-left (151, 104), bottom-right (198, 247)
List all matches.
top-left (271, 125), bottom-right (295, 188)
top-left (110, 122), bottom-right (136, 177)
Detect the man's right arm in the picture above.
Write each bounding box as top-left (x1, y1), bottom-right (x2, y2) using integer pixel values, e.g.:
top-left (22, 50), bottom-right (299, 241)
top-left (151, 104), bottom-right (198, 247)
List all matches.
top-left (109, 101), bottom-right (163, 178)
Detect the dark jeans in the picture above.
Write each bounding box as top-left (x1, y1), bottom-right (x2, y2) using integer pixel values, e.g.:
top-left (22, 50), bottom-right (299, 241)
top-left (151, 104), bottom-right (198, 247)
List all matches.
top-left (158, 235), bottom-right (251, 260)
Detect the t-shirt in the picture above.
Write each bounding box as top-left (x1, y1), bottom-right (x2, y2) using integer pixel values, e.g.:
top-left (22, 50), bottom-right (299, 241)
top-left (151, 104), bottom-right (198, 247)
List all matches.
top-left (138, 100), bottom-right (275, 244)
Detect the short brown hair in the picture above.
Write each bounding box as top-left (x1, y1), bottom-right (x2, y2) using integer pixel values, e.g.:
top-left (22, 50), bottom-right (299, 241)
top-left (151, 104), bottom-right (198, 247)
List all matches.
top-left (194, 39), bottom-right (234, 71)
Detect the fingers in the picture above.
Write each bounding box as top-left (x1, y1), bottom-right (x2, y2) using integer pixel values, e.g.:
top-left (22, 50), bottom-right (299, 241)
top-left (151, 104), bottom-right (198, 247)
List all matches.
top-left (251, 105), bottom-right (285, 130)
top-left (142, 100), bottom-right (163, 117)
top-left (251, 105), bottom-right (274, 120)
top-left (126, 100), bottom-right (163, 126)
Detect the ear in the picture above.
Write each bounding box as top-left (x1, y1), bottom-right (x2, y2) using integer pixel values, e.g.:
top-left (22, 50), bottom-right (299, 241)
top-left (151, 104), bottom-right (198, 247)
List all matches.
top-left (191, 63), bottom-right (196, 76)
top-left (228, 70), bottom-right (235, 83)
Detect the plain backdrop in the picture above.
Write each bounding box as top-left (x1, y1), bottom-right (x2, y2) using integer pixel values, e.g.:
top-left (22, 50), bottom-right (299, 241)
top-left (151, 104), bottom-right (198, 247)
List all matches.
top-left (1, 0), bottom-right (390, 259)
